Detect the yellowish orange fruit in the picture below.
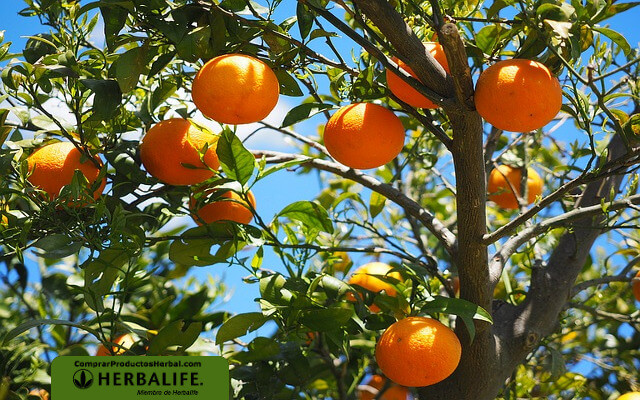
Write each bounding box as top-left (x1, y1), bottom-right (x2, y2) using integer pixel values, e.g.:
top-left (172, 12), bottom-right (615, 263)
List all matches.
top-left (190, 189), bottom-right (256, 225)
top-left (632, 270), bottom-right (640, 302)
top-left (192, 54), bottom-right (280, 125)
top-left (140, 118), bottom-right (220, 186)
top-left (375, 316), bottom-right (461, 387)
top-left (27, 142), bottom-right (106, 203)
top-left (347, 262), bottom-right (402, 313)
top-left (474, 59), bottom-right (562, 132)
top-left (359, 375), bottom-right (409, 400)
top-left (488, 165), bottom-right (543, 210)
top-left (323, 103), bottom-right (405, 169)
top-left (618, 393), bottom-right (640, 400)
top-left (95, 333), bottom-right (136, 356)
top-left (28, 389), bottom-right (50, 400)
top-left (386, 42), bottom-right (450, 109)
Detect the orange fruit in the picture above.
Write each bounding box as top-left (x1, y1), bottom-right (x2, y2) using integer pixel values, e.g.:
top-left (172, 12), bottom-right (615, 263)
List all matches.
top-left (192, 54), bottom-right (280, 125)
top-left (488, 165), bottom-right (543, 210)
top-left (28, 389), bottom-right (50, 400)
top-left (95, 333), bottom-right (135, 356)
top-left (323, 103), bottom-right (405, 169)
top-left (375, 316), bottom-right (461, 387)
top-left (140, 118), bottom-right (220, 186)
top-left (190, 189), bottom-right (256, 225)
top-left (359, 375), bottom-right (409, 400)
top-left (632, 270), bottom-right (640, 302)
top-left (474, 59), bottom-right (562, 132)
top-left (347, 262), bottom-right (402, 312)
top-left (618, 394), bottom-right (640, 400)
top-left (27, 142), bottom-right (106, 202)
top-left (386, 42), bottom-right (450, 108)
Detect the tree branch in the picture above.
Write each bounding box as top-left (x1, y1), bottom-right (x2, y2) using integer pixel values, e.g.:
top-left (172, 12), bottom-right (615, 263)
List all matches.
top-left (307, 0), bottom-right (454, 108)
top-left (484, 147), bottom-right (640, 245)
top-left (487, 133), bottom-right (629, 400)
top-left (252, 149), bottom-right (457, 255)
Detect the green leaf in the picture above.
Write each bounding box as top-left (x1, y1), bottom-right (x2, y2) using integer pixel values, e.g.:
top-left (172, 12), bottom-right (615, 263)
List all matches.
top-left (277, 201), bottom-right (334, 234)
top-left (317, 275), bottom-right (351, 298)
top-left (23, 33), bottom-right (56, 64)
top-left (148, 51), bottom-right (176, 78)
top-left (593, 27), bottom-right (632, 56)
top-left (296, 2), bottom-right (314, 40)
top-left (169, 224), bottom-right (246, 267)
top-left (369, 191), bottom-right (386, 218)
top-left (115, 46), bottom-right (148, 93)
top-left (309, 28), bottom-right (338, 40)
top-left (544, 20), bottom-right (572, 39)
top-left (32, 234), bottom-right (82, 259)
top-left (220, 0), bottom-right (268, 14)
top-left (80, 79), bottom-right (122, 120)
top-left (82, 248), bottom-right (130, 311)
top-left (169, 287), bottom-right (209, 320)
top-left (2, 319), bottom-right (99, 345)
top-left (475, 25), bottom-right (503, 54)
top-left (246, 337), bottom-right (280, 361)
top-left (300, 307), bottom-right (353, 332)
top-left (536, 3), bottom-right (572, 21)
top-left (147, 320), bottom-right (203, 355)
top-left (216, 312), bottom-right (269, 344)
top-left (100, 1), bottom-right (130, 49)
top-left (258, 158), bottom-right (307, 180)
top-left (216, 128), bottom-right (255, 186)
top-left (273, 69), bottom-right (303, 97)
top-left (547, 347), bottom-right (567, 380)
top-left (259, 273), bottom-right (291, 305)
top-left (420, 296), bottom-right (493, 342)
top-left (281, 102), bottom-right (333, 127)
top-left (251, 246), bottom-right (264, 271)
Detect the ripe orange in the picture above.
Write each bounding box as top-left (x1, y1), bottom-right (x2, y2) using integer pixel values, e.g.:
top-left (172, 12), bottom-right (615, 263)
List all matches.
top-left (323, 103), bottom-right (405, 169)
top-left (359, 375), bottom-right (409, 400)
top-left (27, 142), bottom-right (106, 202)
top-left (347, 262), bottom-right (402, 312)
top-left (386, 42), bottom-right (450, 109)
top-left (140, 118), bottom-right (220, 186)
top-left (618, 393), bottom-right (640, 400)
top-left (474, 59), bottom-right (562, 132)
top-left (375, 316), bottom-right (461, 387)
top-left (488, 165), bottom-right (543, 210)
top-left (632, 270), bottom-right (640, 302)
top-left (95, 333), bottom-right (135, 356)
top-left (28, 389), bottom-right (50, 400)
top-left (190, 189), bottom-right (256, 225)
top-left (192, 54), bottom-right (280, 125)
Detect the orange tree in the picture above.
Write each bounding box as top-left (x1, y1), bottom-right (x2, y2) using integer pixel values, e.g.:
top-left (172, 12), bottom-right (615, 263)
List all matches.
top-left (1, 0), bottom-right (640, 399)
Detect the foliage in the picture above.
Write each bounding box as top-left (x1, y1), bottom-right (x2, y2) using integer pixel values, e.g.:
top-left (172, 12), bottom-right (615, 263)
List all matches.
top-left (0, 0), bottom-right (639, 399)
